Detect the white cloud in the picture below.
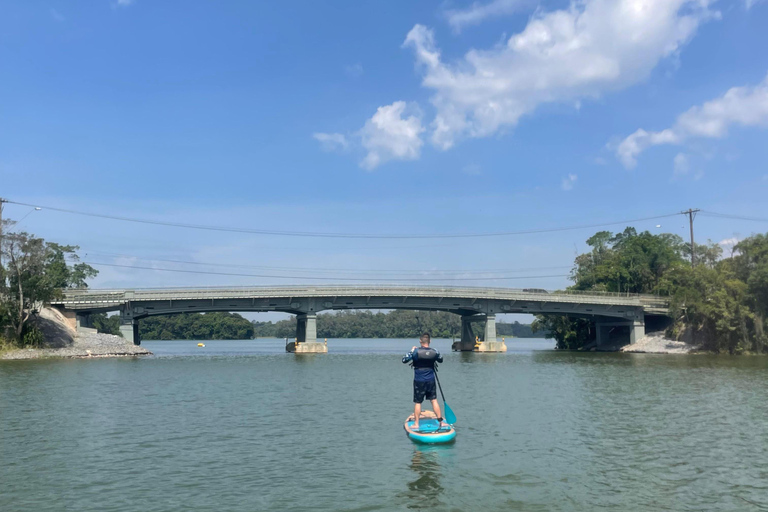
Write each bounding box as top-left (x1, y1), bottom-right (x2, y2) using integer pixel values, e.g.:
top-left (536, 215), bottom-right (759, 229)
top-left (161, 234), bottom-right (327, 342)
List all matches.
top-left (745, 0), bottom-right (764, 8)
top-left (116, 0), bottom-right (134, 5)
top-left (404, 0), bottom-right (717, 151)
top-left (313, 132), bottom-right (348, 152)
top-left (360, 101), bottom-right (424, 170)
top-left (561, 173), bottom-right (577, 190)
top-left (616, 74), bottom-right (768, 167)
top-left (446, 0), bottom-right (530, 32)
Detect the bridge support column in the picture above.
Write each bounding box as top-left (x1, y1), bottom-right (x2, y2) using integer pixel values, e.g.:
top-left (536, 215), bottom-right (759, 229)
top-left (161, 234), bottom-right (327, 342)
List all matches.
top-left (119, 320), bottom-right (140, 346)
top-left (629, 317), bottom-right (645, 345)
top-left (453, 315), bottom-right (477, 351)
top-left (595, 321), bottom-right (611, 348)
top-left (287, 313), bottom-right (326, 353)
top-left (475, 314), bottom-right (507, 352)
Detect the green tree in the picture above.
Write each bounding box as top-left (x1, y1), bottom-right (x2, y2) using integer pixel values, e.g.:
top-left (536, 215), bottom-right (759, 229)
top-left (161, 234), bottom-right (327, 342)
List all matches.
top-left (0, 222), bottom-right (97, 343)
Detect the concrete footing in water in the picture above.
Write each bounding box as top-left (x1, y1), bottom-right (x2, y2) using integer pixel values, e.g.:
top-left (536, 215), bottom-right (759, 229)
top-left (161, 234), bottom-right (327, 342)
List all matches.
top-left (286, 341), bottom-right (328, 353)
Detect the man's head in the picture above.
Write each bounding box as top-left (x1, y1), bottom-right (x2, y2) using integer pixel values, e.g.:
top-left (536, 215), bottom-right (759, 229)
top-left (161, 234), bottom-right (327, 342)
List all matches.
top-left (419, 333), bottom-right (431, 346)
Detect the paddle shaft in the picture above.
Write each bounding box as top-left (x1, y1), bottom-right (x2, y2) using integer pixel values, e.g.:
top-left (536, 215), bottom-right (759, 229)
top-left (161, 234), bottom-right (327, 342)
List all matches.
top-left (434, 366), bottom-right (447, 403)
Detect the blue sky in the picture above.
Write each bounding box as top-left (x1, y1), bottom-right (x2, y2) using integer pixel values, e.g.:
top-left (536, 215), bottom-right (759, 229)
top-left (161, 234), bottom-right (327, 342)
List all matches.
top-left (2, 0), bottom-right (768, 310)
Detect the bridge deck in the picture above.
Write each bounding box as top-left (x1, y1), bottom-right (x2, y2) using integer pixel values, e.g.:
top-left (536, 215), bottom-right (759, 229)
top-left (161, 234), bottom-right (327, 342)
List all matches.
top-left (53, 285), bottom-right (669, 312)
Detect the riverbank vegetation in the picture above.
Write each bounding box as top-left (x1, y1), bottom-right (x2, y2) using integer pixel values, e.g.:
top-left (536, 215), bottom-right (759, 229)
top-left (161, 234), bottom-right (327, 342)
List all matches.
top-left (0, 220), bottom-right (96, 349)
top-left (252, 310), bottom-right (535, 339)
top-left (533, 228), bottom-right (768, 354)
top-left (92, 309), bottom-right (535, 340)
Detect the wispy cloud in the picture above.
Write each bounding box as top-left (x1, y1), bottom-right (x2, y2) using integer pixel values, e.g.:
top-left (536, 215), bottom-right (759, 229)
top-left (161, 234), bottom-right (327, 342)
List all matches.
top-left (344, 63), bottom-right (364, 78)
top-left (445, 0), bottom-right (530, 32)
top-left (50, 8), bottom-right (65, 22)
top-left (673, 153), bottom-right (689, 177)
top-left (313, 132), bottom-right (349, 152)
top-left (462, 163), bottom-right (482, 176)
top-left (616, 73), bottom-right (768, 168)
top-left (561, 174), bottom-right (577, 191)
top-left (113, 0), bottom-right (135, 8)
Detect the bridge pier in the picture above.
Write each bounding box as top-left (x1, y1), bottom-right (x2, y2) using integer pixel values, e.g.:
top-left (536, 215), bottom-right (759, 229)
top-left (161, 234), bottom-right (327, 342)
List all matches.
top-left (474, 314), bottom-right (507, 352)
top-left (287, 313), bottom-right (326, 353)
top-left (630, 317), bottom-right (645, 345)
top-left (452, 314), bottom-right (506, 352)
top-left (119, 320), bottom-right (140, 346)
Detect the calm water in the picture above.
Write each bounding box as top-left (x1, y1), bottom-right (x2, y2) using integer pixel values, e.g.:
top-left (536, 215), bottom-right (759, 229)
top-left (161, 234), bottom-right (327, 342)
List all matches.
top-left (2, 338), bottom-right (768, 511)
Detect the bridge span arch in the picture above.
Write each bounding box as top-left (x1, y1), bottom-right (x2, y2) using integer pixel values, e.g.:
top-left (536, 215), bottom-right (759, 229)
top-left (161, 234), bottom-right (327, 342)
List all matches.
top-left (52, 286), bottom-right (669, 353)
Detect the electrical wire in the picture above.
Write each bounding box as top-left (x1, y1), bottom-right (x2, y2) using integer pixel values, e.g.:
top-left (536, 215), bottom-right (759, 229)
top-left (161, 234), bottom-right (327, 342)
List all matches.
top-left (5, 199), bottom-right (680, 240)
top-left (699, 211), bottom-right (768, 223)
top-left (77, 249), bottom-right (572, 275)
top-left (85, 261), bottom-right (569, 282)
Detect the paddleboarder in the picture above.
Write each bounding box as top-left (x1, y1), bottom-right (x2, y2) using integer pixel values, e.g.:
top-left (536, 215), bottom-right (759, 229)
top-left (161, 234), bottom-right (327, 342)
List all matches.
top-left (402, 333), bottom-right (448, 430)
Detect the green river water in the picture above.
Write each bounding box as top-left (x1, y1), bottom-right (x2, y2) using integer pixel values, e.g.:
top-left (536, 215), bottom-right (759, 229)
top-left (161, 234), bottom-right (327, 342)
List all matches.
top-left (2, 338), bottom-right (767, 511)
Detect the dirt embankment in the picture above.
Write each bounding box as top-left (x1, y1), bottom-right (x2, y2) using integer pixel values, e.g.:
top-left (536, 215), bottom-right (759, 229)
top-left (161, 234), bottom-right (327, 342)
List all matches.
top-left (1, 307), bottom-right (151, 360)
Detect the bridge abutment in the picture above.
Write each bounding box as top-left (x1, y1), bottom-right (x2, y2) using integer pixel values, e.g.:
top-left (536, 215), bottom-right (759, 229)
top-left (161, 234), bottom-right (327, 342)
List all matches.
top-left (287, 313), bottom-right (326, 353)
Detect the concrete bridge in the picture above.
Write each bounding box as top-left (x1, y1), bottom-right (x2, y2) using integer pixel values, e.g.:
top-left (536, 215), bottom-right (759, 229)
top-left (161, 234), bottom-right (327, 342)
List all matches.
top-left (51, 285), bottom-right (670, 353)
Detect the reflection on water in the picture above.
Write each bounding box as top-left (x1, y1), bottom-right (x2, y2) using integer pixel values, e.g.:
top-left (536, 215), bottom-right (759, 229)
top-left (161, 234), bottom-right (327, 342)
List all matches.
top-left (400, 447), bottom-right (447, 509)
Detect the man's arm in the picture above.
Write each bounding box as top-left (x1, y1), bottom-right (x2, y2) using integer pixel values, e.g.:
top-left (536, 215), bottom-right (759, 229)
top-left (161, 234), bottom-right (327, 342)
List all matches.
top-left (435, 350), bottom-right (443, 363)
top-left (402, 347), bottom-right (416, 364)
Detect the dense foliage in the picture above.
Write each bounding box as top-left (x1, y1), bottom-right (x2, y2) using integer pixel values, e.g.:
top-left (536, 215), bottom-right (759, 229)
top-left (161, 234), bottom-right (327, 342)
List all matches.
top-left (252, 310), bottom-right (536, 339)
top-left (534, 228), bottom-right (768, 353)
top-left (137, 312), bottom-right (255, 340)
top-left (1, 221), bottom-right (96, 347)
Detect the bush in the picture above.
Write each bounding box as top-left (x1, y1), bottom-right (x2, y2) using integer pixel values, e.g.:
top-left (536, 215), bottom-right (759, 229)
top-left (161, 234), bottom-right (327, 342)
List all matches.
top-left (21, 325), bottom-right (45, 348)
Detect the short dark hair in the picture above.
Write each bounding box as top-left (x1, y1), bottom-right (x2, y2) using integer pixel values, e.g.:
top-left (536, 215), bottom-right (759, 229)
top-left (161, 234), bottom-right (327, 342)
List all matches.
top-left (420, 333), bottom-right (431, 343)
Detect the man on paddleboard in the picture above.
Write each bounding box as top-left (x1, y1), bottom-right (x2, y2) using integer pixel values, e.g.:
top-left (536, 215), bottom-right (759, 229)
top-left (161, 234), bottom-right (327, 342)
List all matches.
top-left (402, 333), bottom-right (448, 430)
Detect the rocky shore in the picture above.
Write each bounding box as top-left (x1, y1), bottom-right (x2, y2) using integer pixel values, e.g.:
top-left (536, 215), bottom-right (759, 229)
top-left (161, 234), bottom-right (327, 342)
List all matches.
top-left (1, 308), bottom-right (151, 360)
top-left (621, 331), bottom-right (698, 354)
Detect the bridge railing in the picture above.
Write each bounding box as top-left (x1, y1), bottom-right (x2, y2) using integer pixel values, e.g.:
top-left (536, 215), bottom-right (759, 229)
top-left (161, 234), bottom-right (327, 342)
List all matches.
top-left (54, 285), bottom-right (669, 308)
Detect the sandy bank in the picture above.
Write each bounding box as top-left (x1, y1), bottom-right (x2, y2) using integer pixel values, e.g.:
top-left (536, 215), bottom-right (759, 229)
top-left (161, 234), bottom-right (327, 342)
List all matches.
top-left (1, 308), bottom-right (151, 360)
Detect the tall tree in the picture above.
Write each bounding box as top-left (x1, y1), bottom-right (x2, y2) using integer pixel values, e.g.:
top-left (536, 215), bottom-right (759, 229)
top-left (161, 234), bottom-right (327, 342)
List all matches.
top-left (0, 223), bottom-right (97, 342)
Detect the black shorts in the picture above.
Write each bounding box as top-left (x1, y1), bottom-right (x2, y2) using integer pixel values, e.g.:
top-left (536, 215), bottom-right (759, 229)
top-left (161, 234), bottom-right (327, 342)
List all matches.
top-left (413, 380), bottom-right (437, 403)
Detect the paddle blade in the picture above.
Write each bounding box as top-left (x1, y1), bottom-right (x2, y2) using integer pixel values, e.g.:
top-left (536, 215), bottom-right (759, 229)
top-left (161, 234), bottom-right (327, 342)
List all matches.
top-left (444, 402), bottom-right (457, 424)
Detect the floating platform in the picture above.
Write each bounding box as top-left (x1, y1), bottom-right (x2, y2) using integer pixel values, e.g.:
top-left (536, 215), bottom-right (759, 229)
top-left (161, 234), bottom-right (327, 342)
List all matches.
top-left (404, 411), bottom-right (456, 444)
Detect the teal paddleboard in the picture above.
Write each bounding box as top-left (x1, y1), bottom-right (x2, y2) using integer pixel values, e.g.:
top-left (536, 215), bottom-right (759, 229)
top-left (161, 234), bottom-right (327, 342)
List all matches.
top-left (404, 414), bottom-right (456, 444)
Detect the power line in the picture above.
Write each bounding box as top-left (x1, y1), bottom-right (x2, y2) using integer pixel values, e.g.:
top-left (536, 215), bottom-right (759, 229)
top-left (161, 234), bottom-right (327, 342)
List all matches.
top-left (5, 199), bottom-right (680, 240)
top-left (85, 261), bottom-right (569, 282)
top-left (77, 249), bottom-right (572, 275)
top-left (699, 211), bottom-right (768, 223)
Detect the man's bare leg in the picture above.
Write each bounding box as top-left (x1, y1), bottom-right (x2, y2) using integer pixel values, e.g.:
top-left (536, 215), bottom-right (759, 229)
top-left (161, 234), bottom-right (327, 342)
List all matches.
top-left (413, 402), bottom-right (422, 430)
top-left (430, 399), bottom-right (448, 426)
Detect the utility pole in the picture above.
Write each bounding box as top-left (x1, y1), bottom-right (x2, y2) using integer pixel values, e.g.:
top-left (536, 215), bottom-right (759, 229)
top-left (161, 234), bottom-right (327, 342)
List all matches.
top-left (681, 208), bottom-right (700, 267)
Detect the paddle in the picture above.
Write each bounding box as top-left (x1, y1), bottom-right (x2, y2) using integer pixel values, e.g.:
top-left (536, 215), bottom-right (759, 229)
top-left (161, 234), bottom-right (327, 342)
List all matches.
top-left (434, 366), bottom-right (457, 425)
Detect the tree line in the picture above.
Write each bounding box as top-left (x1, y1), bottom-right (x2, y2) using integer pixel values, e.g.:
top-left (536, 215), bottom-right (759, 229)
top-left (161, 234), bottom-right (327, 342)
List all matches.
top-left (532, 227), bottom-right (768, 353)
top-left (93, 309), bottom-right (535, 340)
top-left (252, 310), bottom-right (535, 339)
